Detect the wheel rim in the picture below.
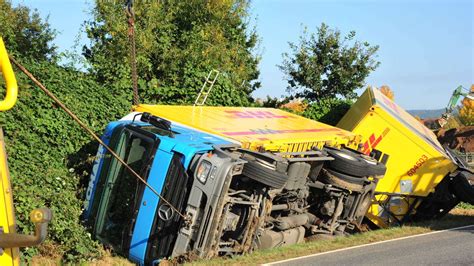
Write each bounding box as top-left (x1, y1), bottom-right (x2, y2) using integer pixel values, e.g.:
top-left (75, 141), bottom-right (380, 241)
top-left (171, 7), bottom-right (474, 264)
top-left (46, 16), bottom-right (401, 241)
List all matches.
top-left (333, 151), bottom-right (358, 161)
top-left (255, 157), bottom-right (276, 170)
top-left (360, 155), bottom-right (377, 165)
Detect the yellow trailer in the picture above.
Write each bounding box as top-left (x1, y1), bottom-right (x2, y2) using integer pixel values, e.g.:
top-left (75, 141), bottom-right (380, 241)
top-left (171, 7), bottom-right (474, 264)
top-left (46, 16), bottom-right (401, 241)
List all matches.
top-left (134, 105), bottom-right (360, 152)
top-left (338, 87), bottom-right (461, 227)
top-left (134, 89), bottom-right (471, 229)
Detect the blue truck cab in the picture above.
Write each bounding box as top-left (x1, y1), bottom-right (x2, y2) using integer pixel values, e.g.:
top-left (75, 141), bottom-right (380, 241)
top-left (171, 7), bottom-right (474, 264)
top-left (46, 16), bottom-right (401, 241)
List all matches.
top-left (83, 113), bottom-right (248, 264)
top-left (84, 112), bottom-right (386, 265)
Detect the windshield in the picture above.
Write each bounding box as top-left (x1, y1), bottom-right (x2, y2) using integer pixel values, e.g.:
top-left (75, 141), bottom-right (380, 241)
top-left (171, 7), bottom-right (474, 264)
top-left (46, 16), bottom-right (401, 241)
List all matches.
top-left (93, 125), bottom-right (159, 254)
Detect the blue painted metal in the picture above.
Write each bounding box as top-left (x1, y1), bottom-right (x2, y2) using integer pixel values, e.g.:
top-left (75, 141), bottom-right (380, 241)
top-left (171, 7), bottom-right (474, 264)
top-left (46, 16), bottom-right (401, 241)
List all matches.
top-left (128, 123), bottom-right (231, 264)
top-left (84, 116), bottom-right (232, 264)
top-left (128, 148), bottom-right (173, 263)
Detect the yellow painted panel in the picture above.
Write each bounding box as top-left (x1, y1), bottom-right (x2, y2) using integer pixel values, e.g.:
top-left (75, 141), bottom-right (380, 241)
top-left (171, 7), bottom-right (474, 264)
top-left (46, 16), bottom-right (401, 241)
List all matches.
top-left (135, 105), bottom-right (360, 152)
top-left (0, 129), bottom-right (19, 266)
top-left (0, 38), bottom-right (18, 111)
top-left (338, 87), bottom-right (458, 227)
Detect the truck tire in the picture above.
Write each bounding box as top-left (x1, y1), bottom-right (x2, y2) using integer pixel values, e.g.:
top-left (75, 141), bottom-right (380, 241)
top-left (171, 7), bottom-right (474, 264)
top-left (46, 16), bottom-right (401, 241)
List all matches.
top-left (320, 168), bottom-right (365, 192)
top-left (359, 154), bottom-right (387, 176)
top-left (354, 183), bottom-right (376, 224)
top-left (324, 147), bottom-right (386, 177)
top-left (242, 159), bottom-right (289, 189)
top-left (450, 171), bottom-right (474, 204)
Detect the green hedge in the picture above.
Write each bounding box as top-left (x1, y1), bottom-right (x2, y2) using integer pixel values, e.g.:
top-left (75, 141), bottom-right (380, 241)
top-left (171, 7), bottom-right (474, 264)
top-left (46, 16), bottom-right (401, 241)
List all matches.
top-left (0, 59), bottom-right (129, 261)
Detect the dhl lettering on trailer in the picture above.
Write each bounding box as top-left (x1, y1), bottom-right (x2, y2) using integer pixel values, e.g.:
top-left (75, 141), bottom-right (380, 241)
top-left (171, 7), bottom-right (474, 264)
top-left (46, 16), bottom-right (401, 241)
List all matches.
top-left (362, 127), bottom-right (390, 155)
top-left (225, 110), bottom-right (291, 119)
top-left (224, 128), bottom-right (340, 136)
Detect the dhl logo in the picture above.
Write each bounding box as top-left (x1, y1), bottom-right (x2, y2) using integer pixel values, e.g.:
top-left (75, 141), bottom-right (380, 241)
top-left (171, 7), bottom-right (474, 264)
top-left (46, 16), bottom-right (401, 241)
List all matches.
top-left (225, 110), bottom-right (289, 119)
top-left (362, 127), bottom-right (390, 155)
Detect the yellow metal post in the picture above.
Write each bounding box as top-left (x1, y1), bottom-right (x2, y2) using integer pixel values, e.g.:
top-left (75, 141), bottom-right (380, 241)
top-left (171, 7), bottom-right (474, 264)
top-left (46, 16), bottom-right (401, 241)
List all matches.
top-left (0, 38), bottom-right (18, 111)
top-left (0, 37), bottom-right (19, 265)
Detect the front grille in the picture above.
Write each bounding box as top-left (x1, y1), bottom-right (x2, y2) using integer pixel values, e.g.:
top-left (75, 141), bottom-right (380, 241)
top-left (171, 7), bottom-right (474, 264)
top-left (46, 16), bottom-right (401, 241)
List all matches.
top-left (145, 154), bottom-right (191, 263)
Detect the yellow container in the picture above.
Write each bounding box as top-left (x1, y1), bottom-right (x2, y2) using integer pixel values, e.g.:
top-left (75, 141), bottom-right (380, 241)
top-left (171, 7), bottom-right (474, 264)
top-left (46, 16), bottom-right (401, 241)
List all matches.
top-left (338, 88), bottom-right (458, 227)
top-left (134, 105), bottom-right (360, 152)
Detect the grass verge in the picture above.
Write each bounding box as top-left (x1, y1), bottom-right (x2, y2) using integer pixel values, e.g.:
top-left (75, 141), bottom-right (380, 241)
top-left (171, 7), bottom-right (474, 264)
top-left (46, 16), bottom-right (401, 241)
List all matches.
top-left (31, 207), bottom-right (474, 265)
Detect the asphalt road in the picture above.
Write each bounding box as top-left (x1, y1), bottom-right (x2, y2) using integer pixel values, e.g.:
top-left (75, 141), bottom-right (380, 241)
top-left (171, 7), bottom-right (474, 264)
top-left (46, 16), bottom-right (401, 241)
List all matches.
top-left (265, 225), bottom-right (474, 266)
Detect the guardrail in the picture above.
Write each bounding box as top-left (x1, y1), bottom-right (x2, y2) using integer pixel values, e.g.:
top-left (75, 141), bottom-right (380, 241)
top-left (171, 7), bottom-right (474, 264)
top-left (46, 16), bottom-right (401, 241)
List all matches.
top-left (454, 151), bottom-right (474, 167)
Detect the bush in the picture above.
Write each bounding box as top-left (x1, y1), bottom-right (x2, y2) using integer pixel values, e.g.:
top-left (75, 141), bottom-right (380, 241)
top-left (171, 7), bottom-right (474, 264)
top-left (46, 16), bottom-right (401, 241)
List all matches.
top-left (301, 98), bottom-right (352, 126)
top-left (0, 59), bottom-right (129, 261)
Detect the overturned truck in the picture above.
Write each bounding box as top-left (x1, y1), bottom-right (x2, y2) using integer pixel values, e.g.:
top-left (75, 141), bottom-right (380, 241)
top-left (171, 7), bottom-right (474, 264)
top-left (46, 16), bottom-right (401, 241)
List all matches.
top-left (84, 107), bottom-right (386, 264)
top-left (84, 88), bottom-right (472, 265)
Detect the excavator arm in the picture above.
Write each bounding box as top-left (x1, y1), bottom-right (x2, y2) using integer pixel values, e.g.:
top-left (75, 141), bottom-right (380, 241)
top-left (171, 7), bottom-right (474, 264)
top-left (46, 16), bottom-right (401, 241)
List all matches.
top-left (438, 86), bottom-right (474, 128)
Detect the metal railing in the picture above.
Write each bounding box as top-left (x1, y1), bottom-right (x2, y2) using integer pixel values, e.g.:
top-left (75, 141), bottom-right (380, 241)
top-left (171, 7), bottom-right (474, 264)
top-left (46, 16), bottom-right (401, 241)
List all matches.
top-left (454, 151), bottom-right (474, 167)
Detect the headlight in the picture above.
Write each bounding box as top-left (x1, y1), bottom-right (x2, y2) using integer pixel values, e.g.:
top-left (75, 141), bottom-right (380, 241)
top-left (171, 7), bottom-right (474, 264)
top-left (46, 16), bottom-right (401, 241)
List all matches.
top-left (197, 160), bottom-right (212, 183)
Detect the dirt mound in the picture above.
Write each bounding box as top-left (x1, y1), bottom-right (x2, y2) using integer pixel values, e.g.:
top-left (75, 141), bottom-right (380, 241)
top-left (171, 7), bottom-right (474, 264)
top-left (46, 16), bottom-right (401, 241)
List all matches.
top-left (437, 126), bottom-right (474, 152)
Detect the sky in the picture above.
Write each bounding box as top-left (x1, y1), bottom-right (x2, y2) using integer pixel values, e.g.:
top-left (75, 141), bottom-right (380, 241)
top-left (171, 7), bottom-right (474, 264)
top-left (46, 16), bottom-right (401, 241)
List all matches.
top-left (11, 0), bottom-right (474, 110)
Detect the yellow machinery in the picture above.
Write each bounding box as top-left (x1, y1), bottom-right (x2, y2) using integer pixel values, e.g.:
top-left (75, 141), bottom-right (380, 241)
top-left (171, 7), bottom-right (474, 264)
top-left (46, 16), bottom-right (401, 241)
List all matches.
top-left (0, 37), bottom-right (52, 265)
top-left (134, 105), bottom-right (360, 152)
top-left (338, 87), bottom-right (459, 227)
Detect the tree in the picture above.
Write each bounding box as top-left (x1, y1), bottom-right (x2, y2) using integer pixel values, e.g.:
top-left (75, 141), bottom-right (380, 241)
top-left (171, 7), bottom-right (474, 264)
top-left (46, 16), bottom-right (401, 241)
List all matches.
top-left (379, 85), bottom-right (394, 100)
top-left (0, 0), bottom-right (57, 61)
top-left (458, 85), bottom-right (474, 126)
top-left (83, 0), bottom-right (260, 106)
top-left (279, 23), bottom-right (379, 104)
top-left (1, 1), bottom-right (129, 261)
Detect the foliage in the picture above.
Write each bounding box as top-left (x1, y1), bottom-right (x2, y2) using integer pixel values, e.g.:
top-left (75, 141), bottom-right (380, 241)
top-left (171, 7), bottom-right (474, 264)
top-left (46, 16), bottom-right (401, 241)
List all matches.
top-left (280, 99), bottom-right (308, 113)
top-left (458, 85), bottom-right (473, 126)
top-left (256, 96), bottom-right (282, 108)
top-left (378, 85), bottom-right (394, 100)
top-left (457, 202), bottom-right (474, 210)
top-left (83, 0), bottom-right (260, 106)
top-left (1, 1), bottom-right (130, 261)
top-left (0, 58), bottom-right (129, 261)
top-left (279, 97), bottom-right (352, 126)
top-left (301, 98), bottom-right (353, 126)
top-left (279, 23), bottom-right (379, 103)
top-left (0, 0), bottom-right (57, 61)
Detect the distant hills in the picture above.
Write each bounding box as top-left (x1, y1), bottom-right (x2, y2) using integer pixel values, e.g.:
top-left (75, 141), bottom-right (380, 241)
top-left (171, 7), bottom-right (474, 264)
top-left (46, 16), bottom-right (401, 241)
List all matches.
top-left (407, 109), bottom-right (445, 119)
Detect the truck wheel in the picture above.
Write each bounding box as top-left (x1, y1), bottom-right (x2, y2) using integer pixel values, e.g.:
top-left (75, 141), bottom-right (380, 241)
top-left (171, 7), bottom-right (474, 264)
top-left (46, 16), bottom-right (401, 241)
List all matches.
top-left (320, 168), bottom-right (365, 192)
top-left (450, 171), bottom-right (474, 204)
top-left (359, 154), bottom-right (387, 176)
top-left (354, 183), bottom-right (376, 224)
top-left (324, 147), bottom-right (386, 177)
top-left (242, 159), bottom-right (289, 189)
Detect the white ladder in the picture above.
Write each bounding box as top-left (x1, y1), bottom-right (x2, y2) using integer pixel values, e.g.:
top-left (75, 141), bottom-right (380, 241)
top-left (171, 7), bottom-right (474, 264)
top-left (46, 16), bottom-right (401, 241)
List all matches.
top-left (194, 69), bottom-right (220, 106)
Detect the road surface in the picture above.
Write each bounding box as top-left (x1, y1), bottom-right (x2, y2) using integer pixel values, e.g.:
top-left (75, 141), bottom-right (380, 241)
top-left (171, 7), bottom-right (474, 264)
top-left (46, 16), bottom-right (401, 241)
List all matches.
top-left (265, 225), bottom-right (474, 266)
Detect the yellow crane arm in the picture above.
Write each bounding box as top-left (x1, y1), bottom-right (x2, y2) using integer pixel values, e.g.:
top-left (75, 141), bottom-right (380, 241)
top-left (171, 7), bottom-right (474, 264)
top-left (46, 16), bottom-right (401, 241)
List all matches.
top-left (0, 38), bottom-right (18, 111)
